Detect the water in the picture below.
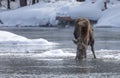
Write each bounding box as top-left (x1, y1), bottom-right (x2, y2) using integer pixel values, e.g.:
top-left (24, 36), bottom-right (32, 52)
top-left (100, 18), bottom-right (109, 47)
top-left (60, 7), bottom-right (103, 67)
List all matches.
top-left (0, 27), bottom-right (120, 78)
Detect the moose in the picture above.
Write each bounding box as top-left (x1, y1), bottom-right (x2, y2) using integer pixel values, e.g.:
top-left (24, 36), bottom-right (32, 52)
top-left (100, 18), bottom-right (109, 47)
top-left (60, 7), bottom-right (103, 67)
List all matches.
top-left (73, 18), bottom-right (96, 60)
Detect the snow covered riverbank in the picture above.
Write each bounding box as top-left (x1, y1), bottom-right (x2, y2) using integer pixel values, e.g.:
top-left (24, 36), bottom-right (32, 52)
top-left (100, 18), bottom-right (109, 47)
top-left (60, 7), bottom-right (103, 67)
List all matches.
top-left (0, 0), bottom-right (120, 27)
top-left (0, 1), bottom-right (79, 27)
top-left (95, 4), bottom-right (120, 27)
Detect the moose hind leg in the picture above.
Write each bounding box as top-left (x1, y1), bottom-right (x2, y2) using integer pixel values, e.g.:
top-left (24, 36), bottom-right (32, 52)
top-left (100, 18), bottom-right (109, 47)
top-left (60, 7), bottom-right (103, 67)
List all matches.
top-left (91, 43), bottom-right (96, 59)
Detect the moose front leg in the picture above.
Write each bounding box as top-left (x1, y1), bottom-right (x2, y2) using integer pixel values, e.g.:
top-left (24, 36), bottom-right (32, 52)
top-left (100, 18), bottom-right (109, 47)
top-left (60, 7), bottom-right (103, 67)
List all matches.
top-left (75, 50), bottom-right (81, 60)
top-left (83, 47), bottom-right (87, 58)
top-left (73, 38), bottom-right (87, 60)
top-left (75, 50), bottom-right (84, 60)
top-left (75, 41), bottom-right (87, 60)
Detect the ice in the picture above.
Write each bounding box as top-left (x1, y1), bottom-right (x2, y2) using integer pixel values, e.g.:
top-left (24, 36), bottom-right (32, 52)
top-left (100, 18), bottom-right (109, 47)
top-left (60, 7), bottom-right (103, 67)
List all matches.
top-left (0, 31), bottom-right (28, 41)
top-left (1, 48), bottom-right (120, 61)
top-left (40, 49), bottom-right (75, 57)
top-left (88, 49), bottom-right (120, 61)
top-left (0, 31), bottom-right (56, 52)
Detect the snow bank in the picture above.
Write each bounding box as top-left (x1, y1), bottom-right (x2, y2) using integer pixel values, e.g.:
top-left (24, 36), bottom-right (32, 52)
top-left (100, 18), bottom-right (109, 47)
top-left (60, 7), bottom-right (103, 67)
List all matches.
top-left (68, 0), bottom-right (105, 20)
top-left (0, 31), bottom-right (27, 42)
top-left (0, 2), bottom-right (57, 26)
top-left (0, 1), bottom-right (76, 26)
top-left (0, 31), bottom-right (56, 52)
top-left (0, 0), bottom-right (106, 27)
top-left (0, 0), bottom-right (119, 27)
top-left (95, 4), bottom-right (120, 27)
top-left (0, 31), bottom-right (52, 44)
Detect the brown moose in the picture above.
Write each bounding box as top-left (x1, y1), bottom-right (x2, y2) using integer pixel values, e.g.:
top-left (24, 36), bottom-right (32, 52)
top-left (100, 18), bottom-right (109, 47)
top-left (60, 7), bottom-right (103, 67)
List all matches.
top-left (73, 18), bottom-right (96, 60)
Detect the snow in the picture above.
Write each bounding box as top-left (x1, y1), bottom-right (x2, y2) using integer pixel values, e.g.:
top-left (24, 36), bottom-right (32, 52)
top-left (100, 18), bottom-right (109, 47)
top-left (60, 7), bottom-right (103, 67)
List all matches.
top-left (35, 49), bottom-right (120, 61)
top-left (0, 0), bottom-right (107, 27)
top-left (95, 4), bottom-right (120, 27)
top-left (0, 1), bottom-right (75, 26)
top-left (0, 31), bottom-right (28, 41)
top-left (0, 30), bottom-right (52, 44)
top-left (40, 49), bottom-right (75, 57)
top-left (0, 31), bottom-right (56, 52)
top-left (0, 0), bottom-right (120, 27)
top-left (68, 1), bottom-right (104, 20)
top-left (0, 5), bottom-right (56, 26)
top-left (94, 49), bottom-right (120, 61)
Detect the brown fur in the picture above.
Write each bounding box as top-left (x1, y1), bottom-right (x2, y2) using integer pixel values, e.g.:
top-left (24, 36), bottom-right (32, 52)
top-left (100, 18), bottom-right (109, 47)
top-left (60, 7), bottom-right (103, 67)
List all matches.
top-left (73, 18), bottom-right (96, 59)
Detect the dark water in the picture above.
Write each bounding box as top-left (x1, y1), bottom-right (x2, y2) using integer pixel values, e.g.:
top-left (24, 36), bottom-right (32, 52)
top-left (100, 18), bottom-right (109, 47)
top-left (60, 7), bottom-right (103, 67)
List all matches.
top-left (0, 27), bottom-right (120, 78)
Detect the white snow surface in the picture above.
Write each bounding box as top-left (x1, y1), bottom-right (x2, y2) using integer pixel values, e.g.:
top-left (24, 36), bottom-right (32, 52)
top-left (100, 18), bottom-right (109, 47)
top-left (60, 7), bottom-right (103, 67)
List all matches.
top-left (0, 31), bottom-right (51, 44)
top-left (0, 1), bottom-right (74, 26)
top-left (95, 4), bottom-right (120, 27)
top-left (0, 0), bottom-right (120, 27)
top-left (0, 31), bottom-right (56, 52)
top-left (0, 0), bottom-right (107, 27)
top-left (68, 0), bottom-right (106, 20)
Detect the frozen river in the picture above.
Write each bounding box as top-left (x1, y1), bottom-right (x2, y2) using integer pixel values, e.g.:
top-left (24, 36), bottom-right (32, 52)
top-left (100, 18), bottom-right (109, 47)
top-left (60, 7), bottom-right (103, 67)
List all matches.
top-left (0, 27), bottom-right (120, 78)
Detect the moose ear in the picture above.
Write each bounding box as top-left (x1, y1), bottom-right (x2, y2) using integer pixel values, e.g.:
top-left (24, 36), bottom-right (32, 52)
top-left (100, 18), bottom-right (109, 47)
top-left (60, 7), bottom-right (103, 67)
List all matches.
top-left (72, 39), bottom-right (78, 45)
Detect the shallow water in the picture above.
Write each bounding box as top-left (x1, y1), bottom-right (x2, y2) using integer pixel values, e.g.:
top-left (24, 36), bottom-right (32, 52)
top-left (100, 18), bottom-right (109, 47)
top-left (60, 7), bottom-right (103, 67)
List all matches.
top-left (0, 27), bottom-right (120, 77)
